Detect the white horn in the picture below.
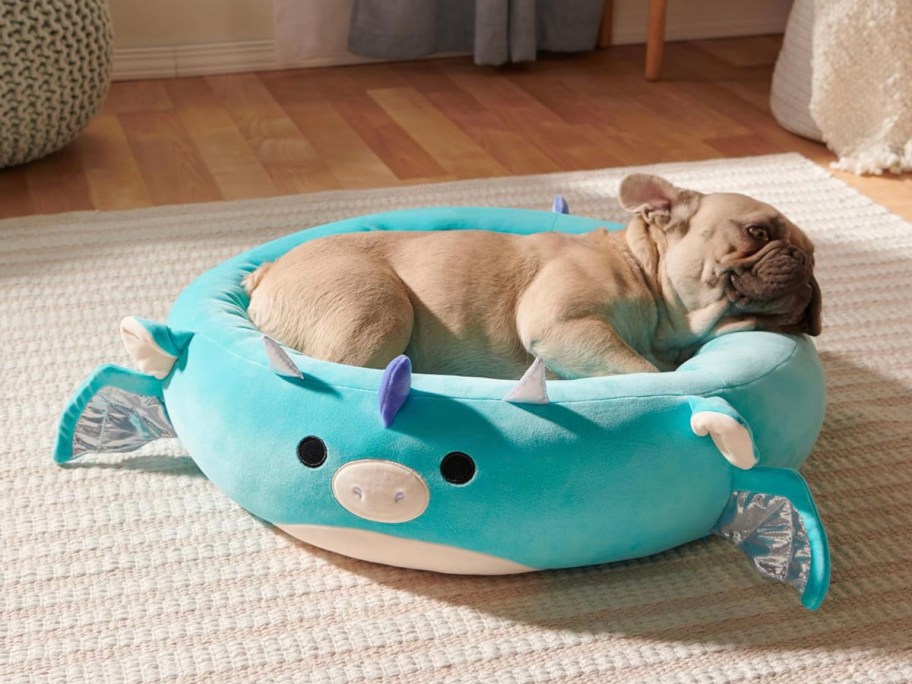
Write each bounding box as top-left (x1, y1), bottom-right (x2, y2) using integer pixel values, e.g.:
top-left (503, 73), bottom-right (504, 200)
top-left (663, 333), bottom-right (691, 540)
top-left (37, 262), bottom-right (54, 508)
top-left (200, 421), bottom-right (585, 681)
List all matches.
top-left (263, 336), bottom-right (304, 379)
top-left (504, 357), bottom-right (550, 404)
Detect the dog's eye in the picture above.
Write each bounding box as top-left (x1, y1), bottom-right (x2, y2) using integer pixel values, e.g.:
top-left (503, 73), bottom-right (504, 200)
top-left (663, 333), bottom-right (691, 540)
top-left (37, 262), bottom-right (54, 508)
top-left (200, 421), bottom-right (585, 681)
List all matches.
top-left (747, 225), bottom-right (771, 242)
top-left (440, 452), bottom-right (475, 485)
top-left (297, 436), bottom-right (327, 468)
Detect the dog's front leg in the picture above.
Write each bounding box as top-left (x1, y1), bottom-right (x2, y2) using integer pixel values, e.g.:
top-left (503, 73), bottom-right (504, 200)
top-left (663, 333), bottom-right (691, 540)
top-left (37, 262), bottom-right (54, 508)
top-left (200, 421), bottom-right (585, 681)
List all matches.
top-left (518, 316), bottom-right (660, 379)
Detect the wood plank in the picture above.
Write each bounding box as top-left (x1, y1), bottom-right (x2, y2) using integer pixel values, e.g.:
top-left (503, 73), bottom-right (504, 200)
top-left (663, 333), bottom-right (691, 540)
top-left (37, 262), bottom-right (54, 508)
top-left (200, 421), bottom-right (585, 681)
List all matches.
top-left (720, 77), bottom-right (776, 112)
top-left (445, 65), bottom-right (567, 121)
top-left (117, 110), bottom-right (223, 205)
top-left (626, 79), bottom-right (750, 140)
top-left (368, 87), bottom-right (508, 178)
top-left (394, 64), bottom-right (563, 175)
top-left (552, 69), bottom-right (724, 162)
top-left (508, 66), bottom-right (617, 127)
top-left (164, 78), bottom-right (278, 201)
top-left (445, 68), bottom-right (628, 169)
top-left (257, 66), bottom-right (370, 105)
top-left (24, 143), bottom-right (94, 216)
top-left (332, 97), bottom-right (448, 180)
top-left (705, 133), bottom-right (789, 159)
top-left (652, 40), bottom-right (760, 83)
top-left (280, 100), bottom-right (401, 189)
top-left (691, 35), bottom-right (783, 69)
top-left (209, 73), bottom-right (342, 194)
top-left (423, 88), bottom-right (562, 175)
top-left (0, 170), bottom-right (34, 219)
top-left (345, 62), bottom-right (412, 92)
top-left (101, 81), bottom-right (174, 115)
top-left (680, 80), bottom-right (827, 159)
top-left (73, 113), bottom-right (152, 211)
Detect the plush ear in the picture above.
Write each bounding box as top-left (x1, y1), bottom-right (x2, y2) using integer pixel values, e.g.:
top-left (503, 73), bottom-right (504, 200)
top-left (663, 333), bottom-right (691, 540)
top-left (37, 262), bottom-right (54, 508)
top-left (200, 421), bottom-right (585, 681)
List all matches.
top-left (618, 174), bottom-right (682, 225)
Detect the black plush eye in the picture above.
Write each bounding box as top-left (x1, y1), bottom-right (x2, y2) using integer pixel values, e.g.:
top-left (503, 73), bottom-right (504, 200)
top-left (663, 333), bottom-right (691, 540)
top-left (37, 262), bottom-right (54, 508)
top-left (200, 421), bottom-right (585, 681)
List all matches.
top-left (747, 224), bottom-right (770, 242)
top-left (441, 452), bottom-right (475, 485)
top-left (297, 436), bottom-right (327, 468)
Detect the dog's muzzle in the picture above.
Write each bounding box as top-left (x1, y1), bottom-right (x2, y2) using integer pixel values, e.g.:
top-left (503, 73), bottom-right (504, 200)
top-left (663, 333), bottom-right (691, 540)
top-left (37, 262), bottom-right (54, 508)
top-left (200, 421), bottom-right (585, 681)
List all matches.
top-left (729, 245), bottom-right (812, 303)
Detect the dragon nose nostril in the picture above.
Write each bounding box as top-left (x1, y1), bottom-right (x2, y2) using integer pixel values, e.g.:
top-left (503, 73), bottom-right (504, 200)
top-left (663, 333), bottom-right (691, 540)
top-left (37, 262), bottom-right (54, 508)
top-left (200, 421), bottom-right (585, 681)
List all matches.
top-left (332, 460), bottom-right (429, 523)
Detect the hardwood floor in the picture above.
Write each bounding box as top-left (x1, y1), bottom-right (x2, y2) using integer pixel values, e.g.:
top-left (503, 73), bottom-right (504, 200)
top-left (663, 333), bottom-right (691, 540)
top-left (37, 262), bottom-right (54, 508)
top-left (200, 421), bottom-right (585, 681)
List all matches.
top-left (2, 36), bottom-right (910, 220)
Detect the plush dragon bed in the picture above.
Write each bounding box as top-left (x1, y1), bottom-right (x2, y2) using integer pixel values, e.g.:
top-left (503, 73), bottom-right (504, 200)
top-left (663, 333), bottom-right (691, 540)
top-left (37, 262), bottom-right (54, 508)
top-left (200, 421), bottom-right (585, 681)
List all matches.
top-left (54, 203), bottom-right (831, 610)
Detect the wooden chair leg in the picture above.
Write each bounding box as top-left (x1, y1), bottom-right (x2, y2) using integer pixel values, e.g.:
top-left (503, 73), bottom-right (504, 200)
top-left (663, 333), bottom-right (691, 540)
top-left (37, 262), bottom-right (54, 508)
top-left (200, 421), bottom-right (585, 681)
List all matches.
top-left (645, 0), bottom-right (667, 81)
top-left (598, 0), bottom-right (613, 48)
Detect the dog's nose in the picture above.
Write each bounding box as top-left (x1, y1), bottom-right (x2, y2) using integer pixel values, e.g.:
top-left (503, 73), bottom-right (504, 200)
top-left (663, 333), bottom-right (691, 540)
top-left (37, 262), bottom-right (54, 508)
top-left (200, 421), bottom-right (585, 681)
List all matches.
top-left (734, 246), bottom-right (811, 301)
top-left (331, 459), bottom-right (429, 523)
top-left (785, 246), bottom-right (810, 270)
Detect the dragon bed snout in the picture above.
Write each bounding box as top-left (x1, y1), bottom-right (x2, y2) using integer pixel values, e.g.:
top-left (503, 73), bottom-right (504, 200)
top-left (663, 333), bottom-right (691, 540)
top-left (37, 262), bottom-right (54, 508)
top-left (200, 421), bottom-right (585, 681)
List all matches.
top-left (331, 459), bottom-right (430, 523)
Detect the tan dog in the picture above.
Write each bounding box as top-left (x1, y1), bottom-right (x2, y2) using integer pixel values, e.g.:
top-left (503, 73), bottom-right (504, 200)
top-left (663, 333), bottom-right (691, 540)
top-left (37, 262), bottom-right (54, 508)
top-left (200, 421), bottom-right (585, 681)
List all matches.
top-left (245, 174), bottom-right (821, 379)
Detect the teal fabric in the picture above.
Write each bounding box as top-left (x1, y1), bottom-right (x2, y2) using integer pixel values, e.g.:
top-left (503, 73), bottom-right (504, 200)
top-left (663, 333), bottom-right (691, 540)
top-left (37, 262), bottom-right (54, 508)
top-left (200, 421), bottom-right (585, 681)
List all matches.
top-left (160, 207), bottom-right (826, 567)
top-left (55, 206), bottom-right (830, 606)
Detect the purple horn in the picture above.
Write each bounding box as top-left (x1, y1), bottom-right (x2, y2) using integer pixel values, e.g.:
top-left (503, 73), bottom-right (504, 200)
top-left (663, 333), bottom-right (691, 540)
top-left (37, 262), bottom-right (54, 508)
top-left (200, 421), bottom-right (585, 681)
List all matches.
top-left (379, 355), bottom-right (412, 427)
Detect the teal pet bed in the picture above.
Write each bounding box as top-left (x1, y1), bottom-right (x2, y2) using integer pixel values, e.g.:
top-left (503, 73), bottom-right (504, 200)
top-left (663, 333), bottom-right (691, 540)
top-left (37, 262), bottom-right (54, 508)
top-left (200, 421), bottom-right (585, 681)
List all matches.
top-left (54, 204), bottom-right (831, 610)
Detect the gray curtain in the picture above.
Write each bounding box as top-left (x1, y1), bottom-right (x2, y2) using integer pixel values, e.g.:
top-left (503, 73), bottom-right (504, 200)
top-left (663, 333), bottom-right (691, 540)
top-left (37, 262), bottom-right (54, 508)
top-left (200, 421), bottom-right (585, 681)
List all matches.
top-left (348, 0), bottom-right (604, 66)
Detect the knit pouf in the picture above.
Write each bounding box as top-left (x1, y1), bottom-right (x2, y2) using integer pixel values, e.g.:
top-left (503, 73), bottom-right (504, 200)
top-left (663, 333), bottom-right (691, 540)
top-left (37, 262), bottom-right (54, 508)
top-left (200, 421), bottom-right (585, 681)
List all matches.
top-left (0, 0), bottom-right (113, 168)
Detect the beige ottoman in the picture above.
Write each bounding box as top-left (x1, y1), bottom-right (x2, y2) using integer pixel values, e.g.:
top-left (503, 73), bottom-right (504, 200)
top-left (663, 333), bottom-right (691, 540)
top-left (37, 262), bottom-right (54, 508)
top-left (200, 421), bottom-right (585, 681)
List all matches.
top-left (0, 0), bottom-right (113, 168)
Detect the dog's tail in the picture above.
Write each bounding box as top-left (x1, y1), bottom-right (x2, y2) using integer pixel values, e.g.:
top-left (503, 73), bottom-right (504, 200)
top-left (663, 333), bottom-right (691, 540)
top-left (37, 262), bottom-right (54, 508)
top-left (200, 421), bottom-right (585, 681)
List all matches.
top-left (243, 262), bottom-right (274, 295)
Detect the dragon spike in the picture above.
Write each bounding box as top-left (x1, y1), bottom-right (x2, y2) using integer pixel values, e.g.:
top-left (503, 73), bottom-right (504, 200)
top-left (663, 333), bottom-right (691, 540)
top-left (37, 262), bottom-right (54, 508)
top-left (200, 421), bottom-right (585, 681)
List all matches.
top-left (263, 336), bottom-right (304, 379)
top-left (552, 195), bottom-right (569, 214)
top-left (504, 357), bottom-right (550, 405)
top-left (379, 355), bottom-right (412, 427)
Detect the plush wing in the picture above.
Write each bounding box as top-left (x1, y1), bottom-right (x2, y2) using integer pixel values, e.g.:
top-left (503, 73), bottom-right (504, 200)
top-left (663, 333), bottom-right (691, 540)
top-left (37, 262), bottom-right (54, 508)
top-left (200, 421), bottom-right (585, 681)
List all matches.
top-left (713, 466), bottom-right (830, 610)
top-left (54, 364), bottom-right (176, 464)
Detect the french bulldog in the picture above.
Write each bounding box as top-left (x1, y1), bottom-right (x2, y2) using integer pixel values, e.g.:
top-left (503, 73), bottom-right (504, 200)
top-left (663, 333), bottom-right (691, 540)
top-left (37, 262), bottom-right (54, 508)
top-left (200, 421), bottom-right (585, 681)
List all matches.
top-left (244, 174), bottom-right (821, 379)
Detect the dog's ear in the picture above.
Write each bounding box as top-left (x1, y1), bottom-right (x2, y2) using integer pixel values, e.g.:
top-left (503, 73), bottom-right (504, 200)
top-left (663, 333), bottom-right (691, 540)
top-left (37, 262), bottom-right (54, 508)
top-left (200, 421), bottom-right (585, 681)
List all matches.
top-left (803, 275), bottom-right (822, 336)
top-left (618, 174), bottom-right (684, 227)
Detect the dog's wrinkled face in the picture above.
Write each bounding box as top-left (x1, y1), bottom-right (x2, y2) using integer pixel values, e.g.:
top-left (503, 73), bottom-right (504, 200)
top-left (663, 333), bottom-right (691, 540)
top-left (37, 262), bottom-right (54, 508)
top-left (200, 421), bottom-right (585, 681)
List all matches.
top-left (620, 174), bottom-right (821, 338)
top-left (698, 193), bottom-right (821, 335)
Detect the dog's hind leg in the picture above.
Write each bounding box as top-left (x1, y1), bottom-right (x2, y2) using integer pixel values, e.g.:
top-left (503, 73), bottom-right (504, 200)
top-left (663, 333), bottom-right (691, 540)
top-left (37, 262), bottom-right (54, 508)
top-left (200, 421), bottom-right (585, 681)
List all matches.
top-left (247, 255), bottom-right (414, 369)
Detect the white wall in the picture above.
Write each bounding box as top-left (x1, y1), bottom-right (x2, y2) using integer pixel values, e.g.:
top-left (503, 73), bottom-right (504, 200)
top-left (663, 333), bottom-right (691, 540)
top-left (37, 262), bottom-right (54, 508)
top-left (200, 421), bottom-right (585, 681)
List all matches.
top-left (108, 0), bottom-right (273, 49)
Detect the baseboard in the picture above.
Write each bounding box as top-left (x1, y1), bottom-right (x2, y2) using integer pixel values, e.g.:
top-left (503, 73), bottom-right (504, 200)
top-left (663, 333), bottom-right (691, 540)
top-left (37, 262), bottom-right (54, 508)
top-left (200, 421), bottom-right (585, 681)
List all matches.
top-left (113, 2), bottom-right (790, 81)
top-left (608, 0), bottom-right (792, 45)
top-left (112, 40), bottom-right (279, 81)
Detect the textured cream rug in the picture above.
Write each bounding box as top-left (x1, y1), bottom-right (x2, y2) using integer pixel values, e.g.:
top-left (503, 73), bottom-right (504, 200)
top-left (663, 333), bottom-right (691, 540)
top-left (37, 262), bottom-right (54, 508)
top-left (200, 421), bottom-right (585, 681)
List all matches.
top-left (3, 154), bottom-right (911, 683)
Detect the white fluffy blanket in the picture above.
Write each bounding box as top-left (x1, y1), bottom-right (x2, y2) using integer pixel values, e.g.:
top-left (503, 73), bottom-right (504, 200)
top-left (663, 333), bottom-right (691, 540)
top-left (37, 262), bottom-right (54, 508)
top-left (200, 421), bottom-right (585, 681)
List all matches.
top-left (810, 0), bottom-right (912, 174)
